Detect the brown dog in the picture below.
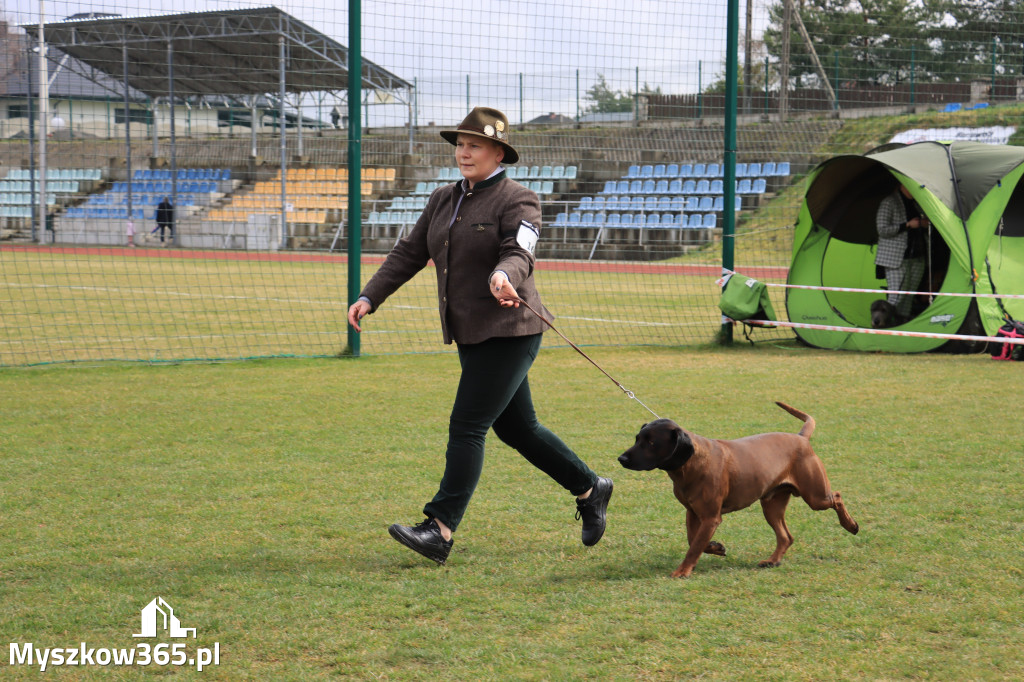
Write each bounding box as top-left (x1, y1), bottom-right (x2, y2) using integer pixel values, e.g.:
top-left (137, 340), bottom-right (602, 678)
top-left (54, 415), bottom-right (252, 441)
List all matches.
top-left (618, 402), bottom-right (858, 578)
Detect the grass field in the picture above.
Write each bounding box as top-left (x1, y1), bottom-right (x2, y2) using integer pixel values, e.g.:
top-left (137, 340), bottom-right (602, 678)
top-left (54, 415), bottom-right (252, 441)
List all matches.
top-left (2, 346), bottom-right (1021, 680)
top-left (0, 245), bottom-right (746, 366)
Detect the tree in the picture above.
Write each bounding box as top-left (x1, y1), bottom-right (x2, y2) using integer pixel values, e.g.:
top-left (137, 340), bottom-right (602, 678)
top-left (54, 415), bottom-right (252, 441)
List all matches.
top-left (763, 0), bottom-right (948, 87)
top-left (583, 74), bottom-right (663, 114)
top-left (583, 74), bottom-right (633, 113)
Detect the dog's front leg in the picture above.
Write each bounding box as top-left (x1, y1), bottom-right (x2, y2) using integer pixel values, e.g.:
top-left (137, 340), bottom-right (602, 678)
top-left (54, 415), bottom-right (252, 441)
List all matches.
top-left (672, 515), bottom-right (722, 578)
top-left (686, 509), bottom-right (726, 557)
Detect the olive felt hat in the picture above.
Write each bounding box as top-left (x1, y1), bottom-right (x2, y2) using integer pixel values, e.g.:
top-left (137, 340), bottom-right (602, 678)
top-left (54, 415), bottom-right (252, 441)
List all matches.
top-left (440, 106), bottom-right (520, 164)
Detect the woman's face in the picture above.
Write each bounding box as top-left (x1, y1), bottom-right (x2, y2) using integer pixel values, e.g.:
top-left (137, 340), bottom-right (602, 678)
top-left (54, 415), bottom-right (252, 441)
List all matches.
top-left (455, 133), bottom-right (504, 186)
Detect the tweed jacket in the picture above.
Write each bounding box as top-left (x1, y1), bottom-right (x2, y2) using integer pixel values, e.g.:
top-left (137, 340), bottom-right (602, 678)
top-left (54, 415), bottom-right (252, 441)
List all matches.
top-left (359, 170), bottom-right (552, 345)
top-left (875, 189), bottom-right (912, 268)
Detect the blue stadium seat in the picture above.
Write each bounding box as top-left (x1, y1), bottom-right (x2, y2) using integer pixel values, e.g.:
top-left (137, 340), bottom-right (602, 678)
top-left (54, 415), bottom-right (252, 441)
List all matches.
top-left (682, 179), bottom-right (696, 194)
top-left (669, 179), bottom-right (683, 194)
top-left (762, 162), bottom-right (776, 177)
top-left (710, 179), bottom-right (724, 194)
top-left (607, 213), bottom-right (621, 226)
top-left (653, 164), bottom-right (666, 178)
top-left (592, 196), bottom-right (606, 211)
top-left (746, 162), bottom-right (762, 177)
top-left (735, 162), bottom-right (748, 177)
top-left (580, 212), bottom-right (596, 227)
top-left (639, 165), bottom-right (654, 178)
top-left (553, 212), bottom-right (568, 227)
top-left (630, 196), bottom-right (646, 213)
top-left (616, 180), bottom-right (630, 194)
top-left (633, 213), bottom-right (646, 227)
top-left (540, 166), bottom-right (553, 179)
top-left (646, 213), bottom-right (661, 226)
top-left (737, 178), bottom-right (753, 194)
top-left (564, 165), bottom-right (577, 179)
top-left (687, 213), bottom-right (703, 228)
top-left (713, 196), bottom-right (725, 212)
top-left (568, 212), bottom-right (582, 226)
top-left (665, 163), bottom-right (679, 177)
top-left (625, 165), bottom-right (640, 179)
top-left (552, 166), bottom-right (566, 179)
top-left (695, 180), bottom-right (711, 194)
top-left (593, 213), bottom-right (607, 228)
top-left (620, 212), bottom-right (634, 226)
top-left (692, 163), bottom-right (706, 177)
top-left (698, 196), bottom-right (714, 211)
top-left (641, 179), bottom-right (656, 194)
top-left (686, 197), bottom-right (700, 211)
top-left (706, 163), bottom-right (721, 178)
top-left (629, 180), bottom-right (643, 195)
top-left (654, 179), bottom-right (669, 194)
top-left (678, 163), bottom-right (693, 178)
top-left (670, 196), bottom-right (685, 212)
top-left (578, 196), bottom-right (594, 210)
top-left (774, 161), bottom-right (790, 176)
top-left (644, 196), bottom-right (659, 212)
top-left (541, 181), bottom-right (553, 195)
top-left (605, 196), bottom-right (621, 211)
top-left (703, 213), bottom-right (717, 229)
top-left (657, 196), bottom-right (673, 212)
top-left (602, 180), bottom-right (618, 194)
top-left (752, 178), bottom-right (767, 194)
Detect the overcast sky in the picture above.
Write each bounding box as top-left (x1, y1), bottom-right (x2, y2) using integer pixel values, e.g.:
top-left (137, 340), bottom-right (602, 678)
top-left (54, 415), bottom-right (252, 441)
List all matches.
top-left (5, 0), bottom-right (771, 127)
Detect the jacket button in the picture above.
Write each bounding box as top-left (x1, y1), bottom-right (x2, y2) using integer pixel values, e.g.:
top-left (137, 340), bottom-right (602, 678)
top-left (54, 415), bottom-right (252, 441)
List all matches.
top-left (456, 216), bottom-right (462, 222)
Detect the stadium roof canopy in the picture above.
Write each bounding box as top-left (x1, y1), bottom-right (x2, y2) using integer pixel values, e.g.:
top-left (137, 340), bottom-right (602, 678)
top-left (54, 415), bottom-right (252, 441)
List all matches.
top-left (22, 6), bottom-right (411, 99)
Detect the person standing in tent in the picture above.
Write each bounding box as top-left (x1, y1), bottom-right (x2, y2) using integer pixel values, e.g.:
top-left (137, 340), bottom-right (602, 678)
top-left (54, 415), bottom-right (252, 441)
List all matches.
top-left (876, 183), bottom-right (929, 321)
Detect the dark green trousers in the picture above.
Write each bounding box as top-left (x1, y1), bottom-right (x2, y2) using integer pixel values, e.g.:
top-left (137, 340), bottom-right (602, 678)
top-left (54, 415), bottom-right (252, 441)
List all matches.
top-left (423, 333), bottom-right (598, 532)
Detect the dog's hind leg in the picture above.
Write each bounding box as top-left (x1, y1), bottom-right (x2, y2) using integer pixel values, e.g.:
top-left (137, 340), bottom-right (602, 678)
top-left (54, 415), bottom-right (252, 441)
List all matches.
top-left (830, 491), bottom-right (859, 534)
top-left (794, 458), bottom-right (860, 535)
top-left (759, 492), bottom-right (794, 567)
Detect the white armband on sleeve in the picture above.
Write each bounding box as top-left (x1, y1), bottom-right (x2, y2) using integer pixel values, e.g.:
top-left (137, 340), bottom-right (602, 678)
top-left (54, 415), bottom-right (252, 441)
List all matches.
top-left (516, 220), bottom-right (539, 254)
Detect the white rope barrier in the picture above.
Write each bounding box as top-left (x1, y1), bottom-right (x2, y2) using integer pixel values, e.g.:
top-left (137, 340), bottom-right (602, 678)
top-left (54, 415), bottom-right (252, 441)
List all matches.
top-left (738, 318), bottom-right (1024, 346)
top-left (723, 269), bottom-right (1024, 300)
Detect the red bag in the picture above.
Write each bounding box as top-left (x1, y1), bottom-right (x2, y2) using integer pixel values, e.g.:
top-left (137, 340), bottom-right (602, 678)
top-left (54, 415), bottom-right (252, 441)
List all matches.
top-left (990, 320), bottom-right (1024, 361)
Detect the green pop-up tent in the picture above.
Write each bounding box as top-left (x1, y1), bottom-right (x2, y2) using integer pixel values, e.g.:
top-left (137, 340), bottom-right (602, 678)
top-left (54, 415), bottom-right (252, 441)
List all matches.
top-left (786, 141), bottom-right (1024, 352)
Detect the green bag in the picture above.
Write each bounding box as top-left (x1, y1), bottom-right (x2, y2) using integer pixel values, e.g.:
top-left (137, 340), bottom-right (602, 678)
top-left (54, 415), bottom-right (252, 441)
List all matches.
top-left (718, 273), bottom-right (776, 322)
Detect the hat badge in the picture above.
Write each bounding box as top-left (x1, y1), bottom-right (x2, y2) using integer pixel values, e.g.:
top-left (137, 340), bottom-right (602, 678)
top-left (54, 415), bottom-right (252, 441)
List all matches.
top-left (484, 124), bottom-right (495, 138)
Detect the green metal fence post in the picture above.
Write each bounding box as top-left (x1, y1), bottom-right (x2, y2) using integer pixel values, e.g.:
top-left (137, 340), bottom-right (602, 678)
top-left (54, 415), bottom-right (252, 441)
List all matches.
top-left (346, 0), bottom-right (363, 357)
top-left (719, 0), bottom-right (740, 345)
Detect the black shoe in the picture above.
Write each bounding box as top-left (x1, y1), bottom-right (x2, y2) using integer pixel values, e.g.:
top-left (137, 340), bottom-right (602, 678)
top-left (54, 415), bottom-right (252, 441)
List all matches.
top-left (388, 518), bottom-right (453, 565)
top-left (576, 476), bottom-right (613, 546)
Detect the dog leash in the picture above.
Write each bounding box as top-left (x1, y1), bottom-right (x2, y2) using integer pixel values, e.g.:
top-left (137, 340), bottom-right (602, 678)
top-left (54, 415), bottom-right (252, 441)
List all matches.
top-left (514, 297), bottom-right (661, 419)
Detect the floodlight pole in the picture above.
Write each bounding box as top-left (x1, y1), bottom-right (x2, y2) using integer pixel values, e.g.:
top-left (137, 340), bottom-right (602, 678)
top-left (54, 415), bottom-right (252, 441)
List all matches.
top-left (279, 35), bottom-right (288, 251)
top-left (37, 1), bottom-right (49, 245)
top-left (123, 41), bottom-right (133, 236)
top-left (168, 40), bottom-right (178, 246)
top-left (346, 0), bottom-right (363, 357)
top-left (719, 0), bottom-right (739, 345)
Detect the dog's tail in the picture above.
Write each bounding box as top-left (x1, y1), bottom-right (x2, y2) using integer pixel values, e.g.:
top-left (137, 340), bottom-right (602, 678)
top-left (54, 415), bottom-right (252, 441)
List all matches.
top-left (775, 401), bottom-right (815, 439)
